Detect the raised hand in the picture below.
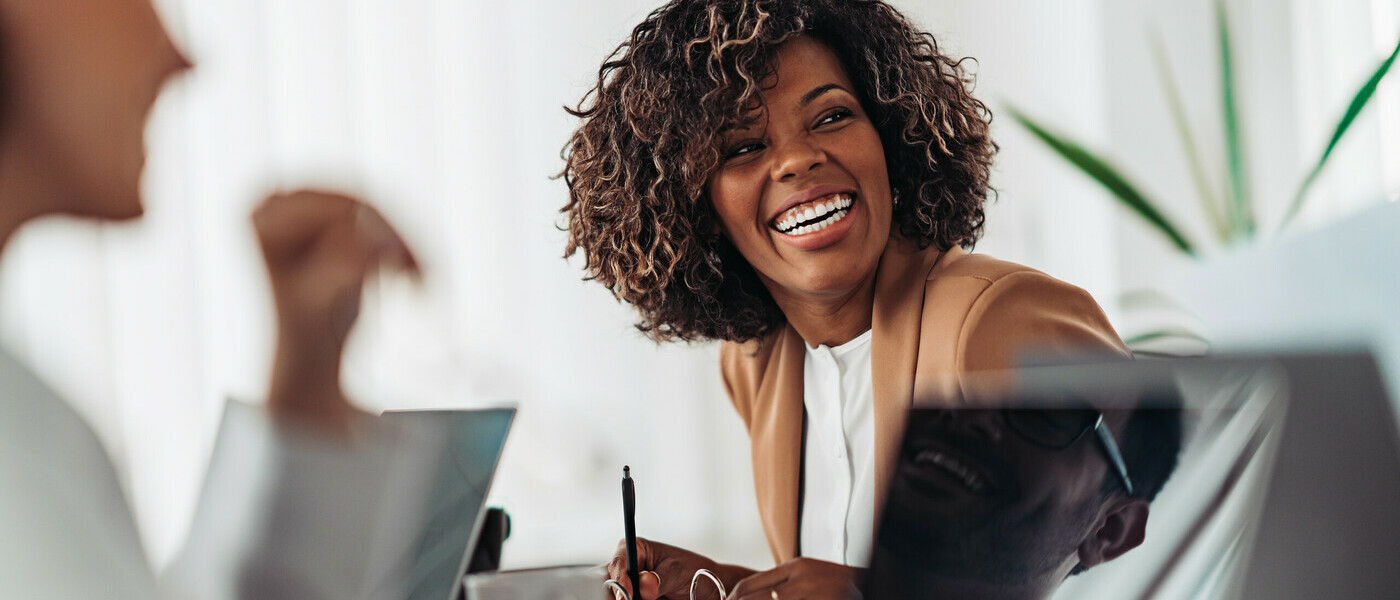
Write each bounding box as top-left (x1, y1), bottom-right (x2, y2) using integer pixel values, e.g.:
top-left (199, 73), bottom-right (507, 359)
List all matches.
top-left (253, 190), bottom-right (418, 433)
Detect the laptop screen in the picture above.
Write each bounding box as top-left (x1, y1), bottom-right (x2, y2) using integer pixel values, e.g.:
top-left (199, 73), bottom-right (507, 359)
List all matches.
top-left (390, 408), bottom-right (515, 600)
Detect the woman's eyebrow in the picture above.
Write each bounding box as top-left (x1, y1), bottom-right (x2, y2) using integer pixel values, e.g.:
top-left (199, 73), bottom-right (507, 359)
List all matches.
top-left (800, 83), bottom-right (850, 107)
top-left (720, 118), bottom-right (760, 135)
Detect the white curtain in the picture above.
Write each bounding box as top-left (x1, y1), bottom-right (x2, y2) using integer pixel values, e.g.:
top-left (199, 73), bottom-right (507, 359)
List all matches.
top-left (0, 0), bottom-right (1392, 581)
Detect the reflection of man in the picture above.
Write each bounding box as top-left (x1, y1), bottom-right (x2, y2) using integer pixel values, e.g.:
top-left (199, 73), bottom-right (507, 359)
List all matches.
top-left (866, 401), bottom-right (1183, 599)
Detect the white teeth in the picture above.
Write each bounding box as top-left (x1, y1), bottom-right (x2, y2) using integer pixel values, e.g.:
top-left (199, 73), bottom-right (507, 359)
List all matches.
top-left (914, 449), bottom-right (985, 492)
top-left (773, 193), bottom-right (856, 234)
top-left (781, 207), bottom-right (847, 236)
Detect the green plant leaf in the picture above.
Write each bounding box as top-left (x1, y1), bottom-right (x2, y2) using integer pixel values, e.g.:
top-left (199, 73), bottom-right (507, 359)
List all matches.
top-left (1123, 327), bottom-right (1212, 348)
top-left (1119, 288), bottom-right (1189, 313)
top-left (1282, 34), bottom-right (1400, 228)
top-left (1217, 0), bottom-right (1254, 237)
top-left (1151, 26), bottom-right (1230, 243)
top-left (1005, 106), bottom-right (1197, 256)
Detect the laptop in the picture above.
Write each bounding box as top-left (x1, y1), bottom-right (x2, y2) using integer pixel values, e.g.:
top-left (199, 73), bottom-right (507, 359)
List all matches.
top-left (863, 352), bottom-right (1400, 600)
top-left (169, 404), bottom-right (514, 600)
top-left (385, 407), bottom-right (515, 600)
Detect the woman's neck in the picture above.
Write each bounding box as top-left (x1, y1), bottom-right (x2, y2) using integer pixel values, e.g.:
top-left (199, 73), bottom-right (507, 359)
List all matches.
top-left (765, 268), bottom-right (878, 348)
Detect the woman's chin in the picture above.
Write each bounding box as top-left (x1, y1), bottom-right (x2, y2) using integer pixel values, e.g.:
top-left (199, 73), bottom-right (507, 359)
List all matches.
top-left (107, 204), bottom-right (146, 221)
top-left (66, 192), bottom-right (145, 222)
top-left (748, 209), bottom-right (889, 304)
top-left (773, 251), bottom-right (882, 300)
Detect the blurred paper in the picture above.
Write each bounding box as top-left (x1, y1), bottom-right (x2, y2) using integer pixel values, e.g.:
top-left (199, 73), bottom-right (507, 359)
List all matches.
top-left (462, 565), bottom-right (606, 600)
top-left (1181, 200), bottom-right (1400, 409)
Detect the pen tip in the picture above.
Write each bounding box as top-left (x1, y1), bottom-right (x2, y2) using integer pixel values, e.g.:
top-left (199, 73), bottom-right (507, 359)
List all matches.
top-left (624, 465), bottom-right (630, 476)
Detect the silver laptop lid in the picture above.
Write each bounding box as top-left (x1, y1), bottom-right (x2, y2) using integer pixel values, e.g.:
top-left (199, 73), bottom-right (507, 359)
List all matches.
top-left (386, 407), bottom-right (515, 600)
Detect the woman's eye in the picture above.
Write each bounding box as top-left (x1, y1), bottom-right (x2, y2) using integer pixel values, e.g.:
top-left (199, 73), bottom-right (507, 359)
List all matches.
top-left (818, 109), bottom-right (853, 126)
top-left (725, 142), bottom-right (764, 159)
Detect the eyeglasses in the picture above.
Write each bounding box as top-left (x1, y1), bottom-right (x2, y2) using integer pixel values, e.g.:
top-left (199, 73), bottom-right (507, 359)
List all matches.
top-left (1002, 409), bottom-right (1135, 497)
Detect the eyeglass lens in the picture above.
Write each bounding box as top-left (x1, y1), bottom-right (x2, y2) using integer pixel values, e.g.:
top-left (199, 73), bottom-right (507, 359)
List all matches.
top-left (1003, 409), bottom-right (1099, 449)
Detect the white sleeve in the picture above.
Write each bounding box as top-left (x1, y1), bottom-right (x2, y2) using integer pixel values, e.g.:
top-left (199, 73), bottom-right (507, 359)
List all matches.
top-left (0, 350), bottom-right (162, 600)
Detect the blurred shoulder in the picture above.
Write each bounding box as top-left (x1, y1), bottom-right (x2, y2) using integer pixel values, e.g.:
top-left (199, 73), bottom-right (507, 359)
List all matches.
top-left (0, 349), bottom-right (157, 598)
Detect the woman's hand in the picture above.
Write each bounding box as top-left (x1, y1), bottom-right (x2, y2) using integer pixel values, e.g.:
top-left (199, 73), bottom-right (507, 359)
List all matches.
top-left (605, 537), bottom-right (753, 600)
top-left (253, 190), bottom-right (418, 434)
top-left (728, 558), bottom-right (863, 600)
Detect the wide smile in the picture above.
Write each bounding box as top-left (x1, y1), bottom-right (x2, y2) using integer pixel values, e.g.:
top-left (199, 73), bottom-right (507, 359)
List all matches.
top-left (771, 192), bottom-right (856, 236)
top-left (896, 433), bottom-right (1012, 506)
top-left (911, 448), bottom-right (989, 494)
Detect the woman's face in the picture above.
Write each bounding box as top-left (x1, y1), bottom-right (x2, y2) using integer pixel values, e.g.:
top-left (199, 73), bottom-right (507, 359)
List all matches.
top-left (1, 0), bottom-right (189, 219)
top-left (706, 35), bottom-right (892, 305)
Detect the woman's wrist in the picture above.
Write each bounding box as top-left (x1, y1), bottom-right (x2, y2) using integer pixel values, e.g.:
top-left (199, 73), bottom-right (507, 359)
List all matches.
top-left (713, 564), bottom-right (759, 591)
top-left (267, 334), bottom-right (356, 434)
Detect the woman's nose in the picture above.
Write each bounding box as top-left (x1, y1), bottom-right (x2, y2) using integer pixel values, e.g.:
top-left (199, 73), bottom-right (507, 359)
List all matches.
top-left (770, 135), bottom-right (827, 181)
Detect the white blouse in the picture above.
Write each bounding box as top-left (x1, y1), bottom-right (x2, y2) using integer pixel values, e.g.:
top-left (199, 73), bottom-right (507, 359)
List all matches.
top-left (799, 329), bottom-right (876, 567)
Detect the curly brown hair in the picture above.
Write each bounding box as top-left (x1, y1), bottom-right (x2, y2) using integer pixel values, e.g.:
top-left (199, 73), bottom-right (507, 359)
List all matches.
top-left (563, 0), bottom-right (996, 343)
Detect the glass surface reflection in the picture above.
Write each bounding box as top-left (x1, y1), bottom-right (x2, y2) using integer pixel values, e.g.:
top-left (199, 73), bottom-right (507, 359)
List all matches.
top-left (868, 379), bottom-right (1184, 600)
top-left (862, 355), bottom-right (1310, 598)
top-left (865, 353), bottom-right (1400, 600)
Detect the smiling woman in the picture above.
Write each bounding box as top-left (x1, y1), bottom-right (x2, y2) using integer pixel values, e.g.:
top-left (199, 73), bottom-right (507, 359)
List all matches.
top-left (563, 0), bottom-right (994, 346)
top-left (706, 37), bottom-right (893, 347)
top-left (562, 1), bottom-right (1132, 598)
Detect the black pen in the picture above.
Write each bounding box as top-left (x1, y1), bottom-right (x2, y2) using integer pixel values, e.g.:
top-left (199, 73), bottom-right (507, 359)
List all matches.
top-left (623, 465), bottom-right (642, 599)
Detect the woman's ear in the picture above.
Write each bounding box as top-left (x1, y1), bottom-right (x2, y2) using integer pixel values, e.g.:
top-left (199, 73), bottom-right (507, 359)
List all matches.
top-left (1077, 498), bottom-right (1149, 569)
top-left (704, 200), bottom-right (727, 237)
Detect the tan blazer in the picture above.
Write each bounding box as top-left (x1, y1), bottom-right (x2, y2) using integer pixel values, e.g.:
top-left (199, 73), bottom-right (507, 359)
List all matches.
top-left (719, 238), bottom-right (1130, 563)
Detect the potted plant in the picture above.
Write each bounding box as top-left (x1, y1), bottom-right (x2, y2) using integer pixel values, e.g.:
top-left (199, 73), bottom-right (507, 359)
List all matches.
top-left (1006, 0), bottom-right (1400, 354)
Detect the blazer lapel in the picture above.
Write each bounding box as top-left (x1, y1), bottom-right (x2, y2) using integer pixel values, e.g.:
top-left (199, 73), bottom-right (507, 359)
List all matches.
top-left (870, 239), bottom-right (945, 514)
top-left (752, 325), bottom-right (807, 562)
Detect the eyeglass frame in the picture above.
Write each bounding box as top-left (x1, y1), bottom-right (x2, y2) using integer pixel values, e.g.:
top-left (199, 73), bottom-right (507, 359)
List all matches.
top-left (1001, 409), bottom-right (1136, 497)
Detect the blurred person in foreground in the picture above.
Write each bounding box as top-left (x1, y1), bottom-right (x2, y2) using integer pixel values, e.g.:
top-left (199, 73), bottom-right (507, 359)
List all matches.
top-left (0, 0), bottom-right (417, 597)
top-left (864, 398), bottom-right (1183, 600)
top-left (562, 0), bottom-right (1130, 597)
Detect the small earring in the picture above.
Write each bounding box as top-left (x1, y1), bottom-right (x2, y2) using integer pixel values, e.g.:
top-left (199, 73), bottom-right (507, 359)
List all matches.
top-left (892, 190), bottom-right (901, 209)
top-left (705, 247), bottom-right (722, 269)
